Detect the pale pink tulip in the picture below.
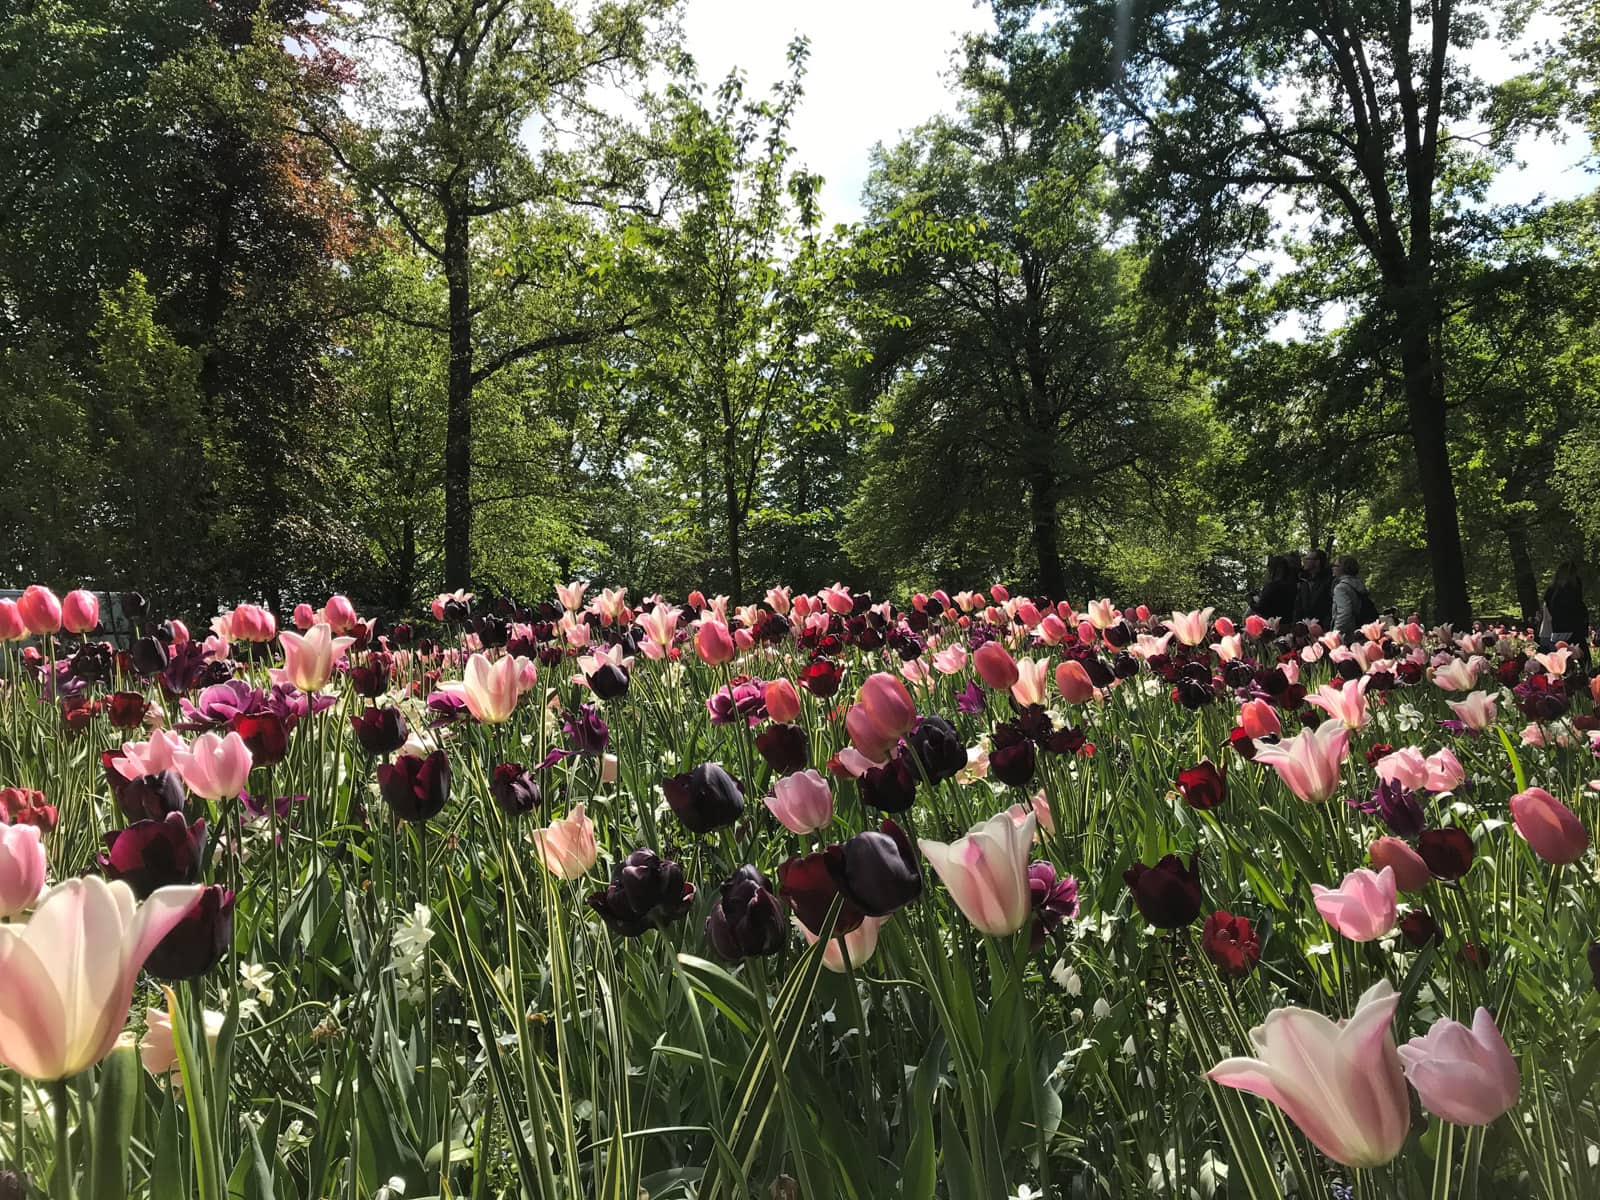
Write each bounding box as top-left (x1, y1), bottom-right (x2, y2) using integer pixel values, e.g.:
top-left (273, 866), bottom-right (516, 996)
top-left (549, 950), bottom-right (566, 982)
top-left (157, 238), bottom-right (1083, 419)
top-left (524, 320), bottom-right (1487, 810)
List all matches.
top-left (1008, 790), bottom-right (1055, 836)
top-left (112, 729), bottom-right (185, 780)
top-left (556, 581), bottom-right (589, 612)
top-left (446, 652), bottom-right (525, 724)
top-left (1375, 747), bottom-right (1429, 792)
top-left (846, 673), bottom-right (916, 760)
top-left (794, 913), bottom-right (885, 972)
top-left (1087, 598), bottom-right (1117, 629)
top-left (1510, 787), bottom-right (1589, 865)
top-left (0, 823), bottom-right (47, 917)
top-left (0, 877), bottom-right (202, 1080)
top-left (932, 644), bottom-right (968, 675)
top-left (276, 623), bottom-right (355, 692)
top-left (1398, 1008), bottom-right (1520, 1126)
top-left (1132, 632), bottom-right (1173, 659)
top-left (532, 804), bottom-right (597, 879)
top-left (1447, 691), bottom-right (1497, 731)
top-left (765, 586), bottom-right (792, 615)
top-left (1534, 648), bottom-right (1571, 677)
top-left (62, 589), bottom-right (99, 634)
top-left (140, 1004), bottom-right (224, 1078)
top-left (765, 770), bottom-right (833, 834)
top-left (173, 731), bottom-right (253, 800)
top-left (1253, 720), bottom-right (1350, 803)
top-left (1431, 657), bottom-right (1481, 692)
top-left (1368, 837), bottom-right (1430, 892)
top-left (1211, 633), bottom-right (1243, 663)
top-left (1010, 657), bottom-right (1050, 707)
top-left (1312, 867), bottom-right (1397, 942)
top-left (821, 583), bottom-right (854, 615)
top-left (1054, 660), bottom-right (1096, 705)
top-left (1168, 607), bottom-right (1215, 647)
top-left (17, 585), bottom-right (62, 635)
top-left (973, 640), bottom-right (1019, 690)
top-left (1208, 980), bottom-right (1410, 1167)
top-left (1424, 748), bottom-right (1464, 793)
top-left (1306, 677), bottom-right (1370, 730)
top-left (919, 810), bottom-right (1036, 937)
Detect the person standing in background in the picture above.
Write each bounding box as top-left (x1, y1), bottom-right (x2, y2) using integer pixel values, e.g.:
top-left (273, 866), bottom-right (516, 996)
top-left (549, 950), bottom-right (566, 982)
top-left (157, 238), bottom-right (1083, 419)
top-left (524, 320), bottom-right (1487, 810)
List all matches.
top-left (1540, 562), bottom-right (1590, 657)
top-left (1295, 548), bottom-right (1334, 629)
top-left (1331, 555), bottom-right (1375, 639)
top-left (1251, 554), bottom-right (1299, 624)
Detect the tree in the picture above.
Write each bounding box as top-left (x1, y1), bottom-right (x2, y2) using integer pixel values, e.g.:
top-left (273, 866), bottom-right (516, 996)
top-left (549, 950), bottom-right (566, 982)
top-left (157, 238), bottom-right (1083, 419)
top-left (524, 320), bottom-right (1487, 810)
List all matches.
top-left (1013, 0), bottom-right (1557, 622)
top-left (310, 0), bottom-right (668, 590)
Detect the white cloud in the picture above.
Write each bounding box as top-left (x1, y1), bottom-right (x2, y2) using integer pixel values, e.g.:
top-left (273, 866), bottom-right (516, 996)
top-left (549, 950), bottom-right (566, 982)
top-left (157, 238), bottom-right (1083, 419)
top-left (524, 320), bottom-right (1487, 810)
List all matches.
top-left (680, 0), bottom-right (994, 225)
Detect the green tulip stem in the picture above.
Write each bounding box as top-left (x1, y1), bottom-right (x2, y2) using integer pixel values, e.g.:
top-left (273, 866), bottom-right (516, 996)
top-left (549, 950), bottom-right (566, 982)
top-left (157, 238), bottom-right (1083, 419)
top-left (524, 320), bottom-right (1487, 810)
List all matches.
top-left (50, 1076), bottom-right (72, 1200)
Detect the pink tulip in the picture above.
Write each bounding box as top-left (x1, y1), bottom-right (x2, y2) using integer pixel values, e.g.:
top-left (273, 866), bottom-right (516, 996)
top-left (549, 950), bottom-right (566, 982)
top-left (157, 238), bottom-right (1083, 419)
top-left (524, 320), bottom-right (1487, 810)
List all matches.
top-left (1168, 607), bottom-right (1215, 647)
top-left (794, 913), bottom-right (885, 972)
top-left (695, 619), bottom-right (735, 666)
top-left (1244, 614), bottom-right (1269, 639)
top-left (173, 730), bottom-right (253, 800)
top-left (932, 644), bottom-right (968, 675)
top-left (430, 589), bottom-right (472, 621)
top-left (291, 603), bottom-right (315, 631)
top-left (61, 589), bottom-right (99, 634)
top-left (1209, 980), bottom-right (1410, 1167)
top-left (1398, 1008), bottom-right (1520, 1126)
top-left (276, 623), bottom-right (356, 692)
top-left (0, 823), bottom-right (47, 917)
top-left (556, 581), bottom-right (589, 612)
top-left (17, 585), bottom-right (62, 635)
top-left (1014, 599), bottom-right (1041, 628)
top-left (1009, 790), bottom-right (1055, 836)
top-left (1055, 660), bottom-right (1096, 705)
top-left (229, 603), bottom-right (276, 643)
top-left (1086, 598), bottom-right (1117, 629)
top-left (1509, 787), bottom-right (1589, 865)
top-left (1037, 614), bottom-right (1068, 644)
top-left (140, 1003), bottom-right (223, 1079)
top-left (764, 585), bottom-right (792, 615)
top-left (1253, 720), bottom-right (1350, 803)
top-left (532, 804), bottom-right (597, 879)
top-left (765, 678), bottom-right (801, 724)
top-left (1447, 692), bottom-right (1497, 731)
top-left (1375, 747), bottom-right (1429, 792)
top-left (1424, 748), bottom-right (1464, 793)
top-left (1431, 657), bottom-right (1480, 692)
top-left (0, 877), bottom-right (202, 1080)
top-left (765, 769), bottom-right (833, 834)
top-left (0, 599), bottom-right (24, 641)
top-left (1369, 837), bottom-right (1431, 892)
top-left (845, 673), bottom-right (916, 760)
top-left (1238, 699), bottom-right (1281, 739)
top-left (919, 810), bottom-right (1036, 937)
top-left (112, 729), bottom-right (185, 780)
top-left (1214, 616), bottom-right (1236, 638)
top-left (1312, 866), bottom-right (1397, 942)
top-left (1132, 632), bottom-right (1172, 659)
top-left (989, 583), bottom-right (1009, 603)
top-left (821, 582), bottom-right (854, 615)
top-left (1306, 677), bottom-right (1370, 730)
top-left (1010, 657), bottom-right (1050, 707)
top-left (447, 652), bottom-right (524, 723)
top-left (1135, 604), bottom-right (1151, 622)
top-left (972, 640), bottom-right (1019, 690)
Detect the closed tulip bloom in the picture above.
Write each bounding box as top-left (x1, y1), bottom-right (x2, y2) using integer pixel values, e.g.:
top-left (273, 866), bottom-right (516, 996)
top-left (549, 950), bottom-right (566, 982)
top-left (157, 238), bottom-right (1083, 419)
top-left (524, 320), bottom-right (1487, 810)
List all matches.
top-left (765, 769), bottom-right (833, 834)
top-left (1253, 720), bottom-right (1350, 803)
top-left (919, 811), bottom-right (1036, 937)
top-left (1124, 853), bottom-right (1203, 928)
top-left (764, 677), bottom-right (802, 723)
top-left (1006, 656), bottom-right (1049, 707)
top-left (18, 585), bottom-right (62, 635)
top-left (826, 820), bottom-right (922, 916)
top-left (704, 865), bottom-right (786, 961)
top-left (173, 731), bottom-right (253, 800)
top-left (323, 594), bottom-right (358, 632)
top-left (795, 913), bottom-right (885, 972)
top-left (276, 623), bottom-right (355, 693)
top-left (229, 604), bottom-right (276, 643)
top-left (532, 804), bottom-right (597, 879)
top-left (845, 672), bottom-right (916, 760)
top-left (695, 619), bottom-right (735, 666)
top-left (0, 824), bottom-right (47, 917)
top-left (143, 884), bottom-right (234, 980)
top-left (587, 849), bottom-right (695, 936)
top-left (1431, 658), bottom-right (1480, 691)
top-left (100, 814), bottom-right (206, 898)
top-left (61, 589), bottom-right (99, 634)
top-left (1424, 748), bottom-right (1465, 792)
top-left (0, 877), bottom-right (202, 1079)
top-left (377, 750), bottom-right (452, 823)
top-left (1375, 747), bottom-right (1430, 791)
top-left (1208, 980), bottom-right (1410, 1167)
top-left (1054, 659), bottom-right (1096, 705)
top-left (351, 706), bottom-right (409, 757)
top-left (0, 599), bottom-right (24, 641)
top-left (1313, 867), bottom-right (1398, 942)
top-left (665, 763), bottom-right (745, 834)
top-left (972, 640), bottom-right (1020, 690)
top-left (1398, 1008), bottom-right (1519, 1126)
top-left (447, 652), bottom-right (524, 723)
top-left (1369, 837), bottom-right (1431, 892)
top-left (1510, 787), bottom-right (1589, 864)
top-left (1238, 699), bottom-right (1281, 739)
top-left (291, 603), bottom-right (315, 630)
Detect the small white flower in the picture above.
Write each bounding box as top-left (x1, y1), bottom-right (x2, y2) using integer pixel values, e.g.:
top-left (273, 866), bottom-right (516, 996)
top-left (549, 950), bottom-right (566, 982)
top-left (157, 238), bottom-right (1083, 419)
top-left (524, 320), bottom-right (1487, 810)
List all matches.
top-left (1093, 997), bottom-right (1111, 1020)
top-left (1070, 1008), bottom-right (1084, 1025)
top-left (240, 962), bottom-right (275, 1007)
top-left (1396, 703), bottom-right (1424, 732)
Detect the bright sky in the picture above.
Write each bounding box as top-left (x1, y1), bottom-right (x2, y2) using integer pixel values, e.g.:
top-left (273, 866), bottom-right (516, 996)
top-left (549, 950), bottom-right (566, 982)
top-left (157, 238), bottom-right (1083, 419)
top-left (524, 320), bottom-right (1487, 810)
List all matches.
top-left (677, 0), bottom-right (1593, 228)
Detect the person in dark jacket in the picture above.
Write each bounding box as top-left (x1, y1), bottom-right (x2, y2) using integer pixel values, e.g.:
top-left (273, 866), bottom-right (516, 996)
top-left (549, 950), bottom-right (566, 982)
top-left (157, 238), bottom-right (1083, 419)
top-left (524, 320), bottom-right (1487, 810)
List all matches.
top-left (1251, 554), bottom-right (1299, 624)
top-left (1295, 549), bottom-right (1334, 629)
top-left (1331, 555), bottom-right (1373, 639)
top-left (1542, 562), bottom-right (1589, 654)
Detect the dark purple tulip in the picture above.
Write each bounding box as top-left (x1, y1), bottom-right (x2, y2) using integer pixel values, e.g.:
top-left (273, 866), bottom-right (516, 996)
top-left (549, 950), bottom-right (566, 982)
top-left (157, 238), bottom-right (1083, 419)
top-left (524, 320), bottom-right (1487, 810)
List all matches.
top-left (990, 734), bottom-right (1036, 788)
top-left (1351, 777), bottom-right (1426, 838)
top-left (824, 819), bottom-right (922, 917)
top-left (755, 723), bottom-right (810, 774)
top-left (586, 662), bottom-right (630, 701)
top-left (116, 770), bottom-right (187, 822)
top-left (1113, 652), bottom-right (1139, 680)
top-left (1417, 827), bottom-right (1475, 881)
top-left (377, 750), bottom-right (451, 823)
top-left (144, 885), bottom-right (235, 980)
top-left (563, 704), bottom-right (610, 756)
top-left (130, 635), bottom-right (169, 677)
top-left (665, 763), bottom-right (744, 834)
top-left (1028, 862), bottom-right (1080, 951)
top-left (704, 866), bottom-right (786, 961)
top-left (350, 706), bottom-right (409, 757)
top-left (100, 813), bottom-right (207, 898)
top-left (588, 849), bottom-right (696, 936)
top-left (1124, 853), bottom-right (1202, 929)
top-left (907, 716), bottom-right (965, 783)
top-left (490, 762), bottom-right (542, 816)
top-left (778, 852), bottom-right (863, 936)
top-left (350, 660), bottom-right (391, 698)
top-left (1588, 940), bottom-right (1600, 994)
top-left (857, 752), bottom-right (918, 812)
top-left (956, 680), bottom-right (987, 714)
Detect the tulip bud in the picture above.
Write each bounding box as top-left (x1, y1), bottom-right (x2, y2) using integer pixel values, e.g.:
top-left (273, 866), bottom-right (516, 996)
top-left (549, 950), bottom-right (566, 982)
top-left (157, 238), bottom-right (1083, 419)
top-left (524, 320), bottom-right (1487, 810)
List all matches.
top-left (377, 750), bottom-right (451, 823)
top-left (143, 885), bottom-right (235, 980)
top-left (704, 865), bottom-right (786, 961)
top-left (18, 585), bottom-right (62, 635)
top-left (61, 589), bottom-right (99, 634)
top-left (1510, 787), bottom-right (1589, 865)
top-left (664, 763), bottom-right (744, 834)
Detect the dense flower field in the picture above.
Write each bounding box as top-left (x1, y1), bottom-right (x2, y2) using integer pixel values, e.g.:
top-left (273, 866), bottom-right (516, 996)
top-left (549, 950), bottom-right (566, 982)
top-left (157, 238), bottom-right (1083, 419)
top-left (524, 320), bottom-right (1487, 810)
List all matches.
top-left (0, 581), bottom-right (1597, 1199)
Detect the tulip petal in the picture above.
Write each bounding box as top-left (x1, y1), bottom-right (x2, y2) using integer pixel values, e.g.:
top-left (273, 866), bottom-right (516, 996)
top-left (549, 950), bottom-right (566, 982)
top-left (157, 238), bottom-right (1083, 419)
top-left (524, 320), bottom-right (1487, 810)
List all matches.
top-left (0, 929), bottom-right (67, 1079)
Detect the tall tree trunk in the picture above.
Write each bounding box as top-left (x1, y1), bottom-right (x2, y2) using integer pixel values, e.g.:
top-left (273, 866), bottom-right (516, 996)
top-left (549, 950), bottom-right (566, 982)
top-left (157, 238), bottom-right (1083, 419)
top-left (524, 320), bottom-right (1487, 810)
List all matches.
top-left (1399, 307), bottom-right (1471, 626)
top-left (1029, 464), bottom-right (1064, 600)
top-left (1505, 521), bottom-right (1538, 624)
top-left (722, 411), bottom-right (743, 601)
top-left (443, 200), bottom-right (473, 590)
